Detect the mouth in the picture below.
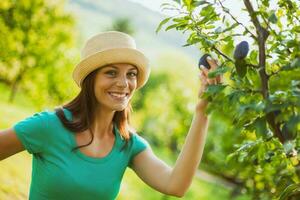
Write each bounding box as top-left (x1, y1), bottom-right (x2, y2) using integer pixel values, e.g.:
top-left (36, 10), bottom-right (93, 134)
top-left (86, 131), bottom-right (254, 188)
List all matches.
top-left (108, 92), bottom-right (129, 101)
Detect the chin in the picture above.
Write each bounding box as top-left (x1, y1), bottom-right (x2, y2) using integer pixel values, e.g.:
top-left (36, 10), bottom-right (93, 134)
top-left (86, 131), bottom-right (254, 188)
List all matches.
top-left (111, 104), bottom-right (128, 112)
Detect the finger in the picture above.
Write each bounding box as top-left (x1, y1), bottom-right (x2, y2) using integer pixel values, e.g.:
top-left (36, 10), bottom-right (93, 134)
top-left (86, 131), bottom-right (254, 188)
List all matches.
top-left (206, 56), bottom-right (218, 70)
top-left (200, 74), bottom-right (209, 86)
top-left (202, 76), bottom-right (208, 86)
top-left (200, 72), bottom-right (208, 85)
top-left (201, 72), bottom-right (212, 85)
top-left (201, 70), bottom-right (217, 85)
top-left (199, 65), bottom-right (210, 77)
top-left (198, 71), bottom-right (205, 81)
top-left (207, 78), bottom-right (214, 85)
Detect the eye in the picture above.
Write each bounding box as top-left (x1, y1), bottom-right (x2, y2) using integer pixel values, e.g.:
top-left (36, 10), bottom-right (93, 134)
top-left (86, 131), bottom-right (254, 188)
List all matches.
top-left (105, 70), bottom-right (117, 76)
top-left (127, 71), bottom-right (137, 78)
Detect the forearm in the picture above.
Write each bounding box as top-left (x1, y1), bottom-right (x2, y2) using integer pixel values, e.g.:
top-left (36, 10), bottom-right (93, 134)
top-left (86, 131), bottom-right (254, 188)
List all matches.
top-left (167, 101), bottom-right (209, 196)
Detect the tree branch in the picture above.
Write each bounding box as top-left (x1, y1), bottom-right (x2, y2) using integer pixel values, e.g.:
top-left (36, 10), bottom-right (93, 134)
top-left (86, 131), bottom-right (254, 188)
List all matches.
top-left (190, 14), bottom-right (234, 64)
top-left (211, 45), bottom-right (234, 63)
top-left (243, 0), bottom-right (284, 143)
top-left (217, 0), bottom-right (257, 40)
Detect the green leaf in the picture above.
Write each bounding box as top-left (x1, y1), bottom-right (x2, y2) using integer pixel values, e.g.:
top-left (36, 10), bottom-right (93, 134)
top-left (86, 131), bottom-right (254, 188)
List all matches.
top-left (205, 84), bottom-right (227, 94)
top-left (268, 12), bottom-right (278, 24)
top-left (226, 152), bottom-right (237, 164)
top-left (214, 26), bottom-right (222, 34)
top-left (235, 59), bottom-right (247, 78)
top-left (156, 17), bottom-right (172, 33)
top-left (172, 0), bottom-right (181, 4)
top-left (253, 117), bottom-right (268, 137)
top-left (278, 183), bottom-right (300, 200)
top-left (283, 115), bottom-right (300, 139)
top-left (222, 15), bottom-right (226, 23)
top-left (250, 50), bottom-right (258, 62)
top-left (182, 43), bottom-right (192, 47)
top-left (291, 80), bottom-right (300, 96)
top-left (192, 0), bottom-right (209, 7)
top-left (208, 65), bottom-right (230, 78)
top-left (291, 57), bottom-right (300, 68)
top-left (165, 23), bottom-right (178, 31)
top-left (183, 0), bottom-right (191, 10)
top-left (221, 23), bottom-right (239, 33)
top-left (200, 5), bottom-right (214, 17)
top-left (262, 0), bottom-right (269, 7)
top-left (201, 84), bottom-right (227, 100)
top-left (201, 84), bottom-right (227, 101)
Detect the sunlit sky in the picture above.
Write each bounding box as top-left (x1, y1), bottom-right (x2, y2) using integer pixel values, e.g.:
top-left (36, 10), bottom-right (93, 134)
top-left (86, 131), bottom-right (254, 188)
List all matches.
top-left (127, 0), bottom-right (279, 42)
top-left (129, 0), bottom-right (167, 13)
top-left (128, 0), bottom-right (278, 14)
top-left (128, 0), bottom-right (277, 18)
top-left (128, 0), bottom-right (245, 15)
top-left (128, 0), bottom-right (250, 38)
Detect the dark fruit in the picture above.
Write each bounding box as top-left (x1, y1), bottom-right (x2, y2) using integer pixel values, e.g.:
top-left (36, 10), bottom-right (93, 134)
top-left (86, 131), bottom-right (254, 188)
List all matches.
top-left (198, 54), bottom-right (211, 69)
top-left (234, 41), bottom-right (249, 60)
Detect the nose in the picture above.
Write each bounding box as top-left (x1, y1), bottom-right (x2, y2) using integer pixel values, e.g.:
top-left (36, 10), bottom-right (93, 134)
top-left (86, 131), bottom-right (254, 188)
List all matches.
top-left (116, 74), bottom-right (128, 88)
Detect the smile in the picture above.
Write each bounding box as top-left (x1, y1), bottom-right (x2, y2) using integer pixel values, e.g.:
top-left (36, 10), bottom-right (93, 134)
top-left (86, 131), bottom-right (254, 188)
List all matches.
top-left (108, 92), bottom-right (129, 101)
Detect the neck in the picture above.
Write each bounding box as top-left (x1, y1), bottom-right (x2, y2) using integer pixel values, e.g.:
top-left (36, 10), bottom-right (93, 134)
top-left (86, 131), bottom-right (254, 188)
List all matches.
top-left (91, 106), bottom-right (116, 140)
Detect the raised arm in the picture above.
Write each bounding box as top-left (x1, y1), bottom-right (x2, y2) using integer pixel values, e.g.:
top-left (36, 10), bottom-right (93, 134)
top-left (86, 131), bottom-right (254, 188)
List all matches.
top-left (130, 57), bottom-right (220, 197)
top-left (130, 101), bottom-right (209, 197)
top-left (0, 128), bottom-right (25, 161)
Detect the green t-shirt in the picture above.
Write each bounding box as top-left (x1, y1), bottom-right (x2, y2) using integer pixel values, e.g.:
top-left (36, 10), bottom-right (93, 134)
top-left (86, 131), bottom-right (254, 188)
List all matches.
top-left (13, 109), bottom-right (149, 200)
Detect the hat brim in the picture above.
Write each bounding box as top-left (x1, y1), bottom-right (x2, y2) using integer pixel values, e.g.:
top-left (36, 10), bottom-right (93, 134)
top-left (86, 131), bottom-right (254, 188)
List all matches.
top-left (73, 48), bottom-right (150, 89)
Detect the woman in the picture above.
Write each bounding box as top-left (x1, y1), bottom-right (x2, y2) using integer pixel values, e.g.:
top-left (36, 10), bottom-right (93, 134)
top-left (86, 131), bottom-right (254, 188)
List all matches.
top-left (0, 31), bottom-right (221, 199)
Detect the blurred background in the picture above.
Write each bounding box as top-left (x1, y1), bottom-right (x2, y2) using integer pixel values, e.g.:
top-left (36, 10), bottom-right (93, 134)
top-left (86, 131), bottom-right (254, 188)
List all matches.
top-left (0, 0), bottom-right (279, 199)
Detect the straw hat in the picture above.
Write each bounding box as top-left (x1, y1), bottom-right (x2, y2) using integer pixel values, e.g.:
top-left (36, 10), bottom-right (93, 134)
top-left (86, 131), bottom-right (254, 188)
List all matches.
top-left (73, 31), bottom-right (150, 89)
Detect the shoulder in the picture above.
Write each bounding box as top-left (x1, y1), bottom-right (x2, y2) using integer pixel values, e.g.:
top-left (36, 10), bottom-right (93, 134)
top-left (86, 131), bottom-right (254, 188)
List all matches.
top-left (35, 109), bottom-right (59, 122)
top-left (128, 132), bottom-right (150, 155)
top-left (130, 132), bottom-right (149, 145)
top-left (19, 109), bottom-right (66, 127)
top-left (15, 110), bottom-right (52, 126)
top-left (37, 108), bottom-right (72, 122)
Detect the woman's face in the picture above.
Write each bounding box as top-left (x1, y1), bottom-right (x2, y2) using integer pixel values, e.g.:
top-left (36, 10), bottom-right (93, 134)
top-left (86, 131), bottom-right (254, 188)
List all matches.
top-left (94, 63), bottom-right (138, 111)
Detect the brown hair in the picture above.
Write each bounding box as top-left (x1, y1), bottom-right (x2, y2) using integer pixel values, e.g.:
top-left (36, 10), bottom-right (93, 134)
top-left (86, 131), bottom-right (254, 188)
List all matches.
top-left (55, 68), bottom-right (132, 152)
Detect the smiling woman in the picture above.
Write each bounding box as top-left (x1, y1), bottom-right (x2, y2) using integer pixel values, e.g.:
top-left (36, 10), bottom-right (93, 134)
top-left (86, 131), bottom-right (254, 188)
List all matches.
top-left (94, 64), bottom-right (138, 112)
top-left (0, 31), bottom-right (222, 199)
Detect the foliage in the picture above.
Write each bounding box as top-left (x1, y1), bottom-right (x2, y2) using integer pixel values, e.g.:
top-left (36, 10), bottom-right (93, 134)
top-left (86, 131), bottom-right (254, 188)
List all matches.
top-left (0, 0), bottom-right (78, 107)
top-left (157, 0), bottom-right (300, 199)
top-left (107, 17), bottom-right (135, 35)
top-left (132, 52), bottom-right (198, 153)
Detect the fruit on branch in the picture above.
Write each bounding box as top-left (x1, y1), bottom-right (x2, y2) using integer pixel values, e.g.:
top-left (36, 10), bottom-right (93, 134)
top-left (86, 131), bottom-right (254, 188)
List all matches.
top-left (234, 41), bottom-right (249, 60)
top-left (234, 41), bottom-right (249, 78)
top-left (198, 53), bottom-right (211, 69)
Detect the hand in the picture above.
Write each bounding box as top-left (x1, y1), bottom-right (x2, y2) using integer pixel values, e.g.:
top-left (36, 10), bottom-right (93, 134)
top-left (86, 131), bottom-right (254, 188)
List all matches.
top-left (198, 56), bottom-right (222, 98)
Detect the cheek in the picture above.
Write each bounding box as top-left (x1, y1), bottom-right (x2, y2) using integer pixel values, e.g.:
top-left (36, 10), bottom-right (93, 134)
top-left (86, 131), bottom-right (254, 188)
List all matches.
top-left (130, 79), bottom-right (137, 90)
top-left (94, 83), bottom-right (107, 99)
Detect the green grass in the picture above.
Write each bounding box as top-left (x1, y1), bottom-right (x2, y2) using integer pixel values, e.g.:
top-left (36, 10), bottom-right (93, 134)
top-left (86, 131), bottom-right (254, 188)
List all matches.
top-left (0, 86), bottom-right (250, 199)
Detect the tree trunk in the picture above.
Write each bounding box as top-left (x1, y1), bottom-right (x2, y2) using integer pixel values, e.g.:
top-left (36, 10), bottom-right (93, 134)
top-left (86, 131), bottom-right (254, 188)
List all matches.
top-left (9, 79), bottom-right (19, 103)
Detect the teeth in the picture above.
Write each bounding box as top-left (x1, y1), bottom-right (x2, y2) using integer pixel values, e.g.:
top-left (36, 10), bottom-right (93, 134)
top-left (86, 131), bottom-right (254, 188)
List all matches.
top-left (109, 92), bottom-right (127, 98)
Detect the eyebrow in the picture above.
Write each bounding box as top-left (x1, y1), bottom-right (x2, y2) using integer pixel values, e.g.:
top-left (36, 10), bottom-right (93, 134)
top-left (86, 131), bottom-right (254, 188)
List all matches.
top-left (105, 65), bottom-right (137, 71)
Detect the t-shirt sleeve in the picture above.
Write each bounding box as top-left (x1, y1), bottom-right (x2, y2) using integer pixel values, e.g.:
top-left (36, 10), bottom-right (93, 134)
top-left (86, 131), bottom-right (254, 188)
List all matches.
top-left (128, 133), bottom-right (150, 168)
top-left (13, 111), bottom-right (49, 154)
